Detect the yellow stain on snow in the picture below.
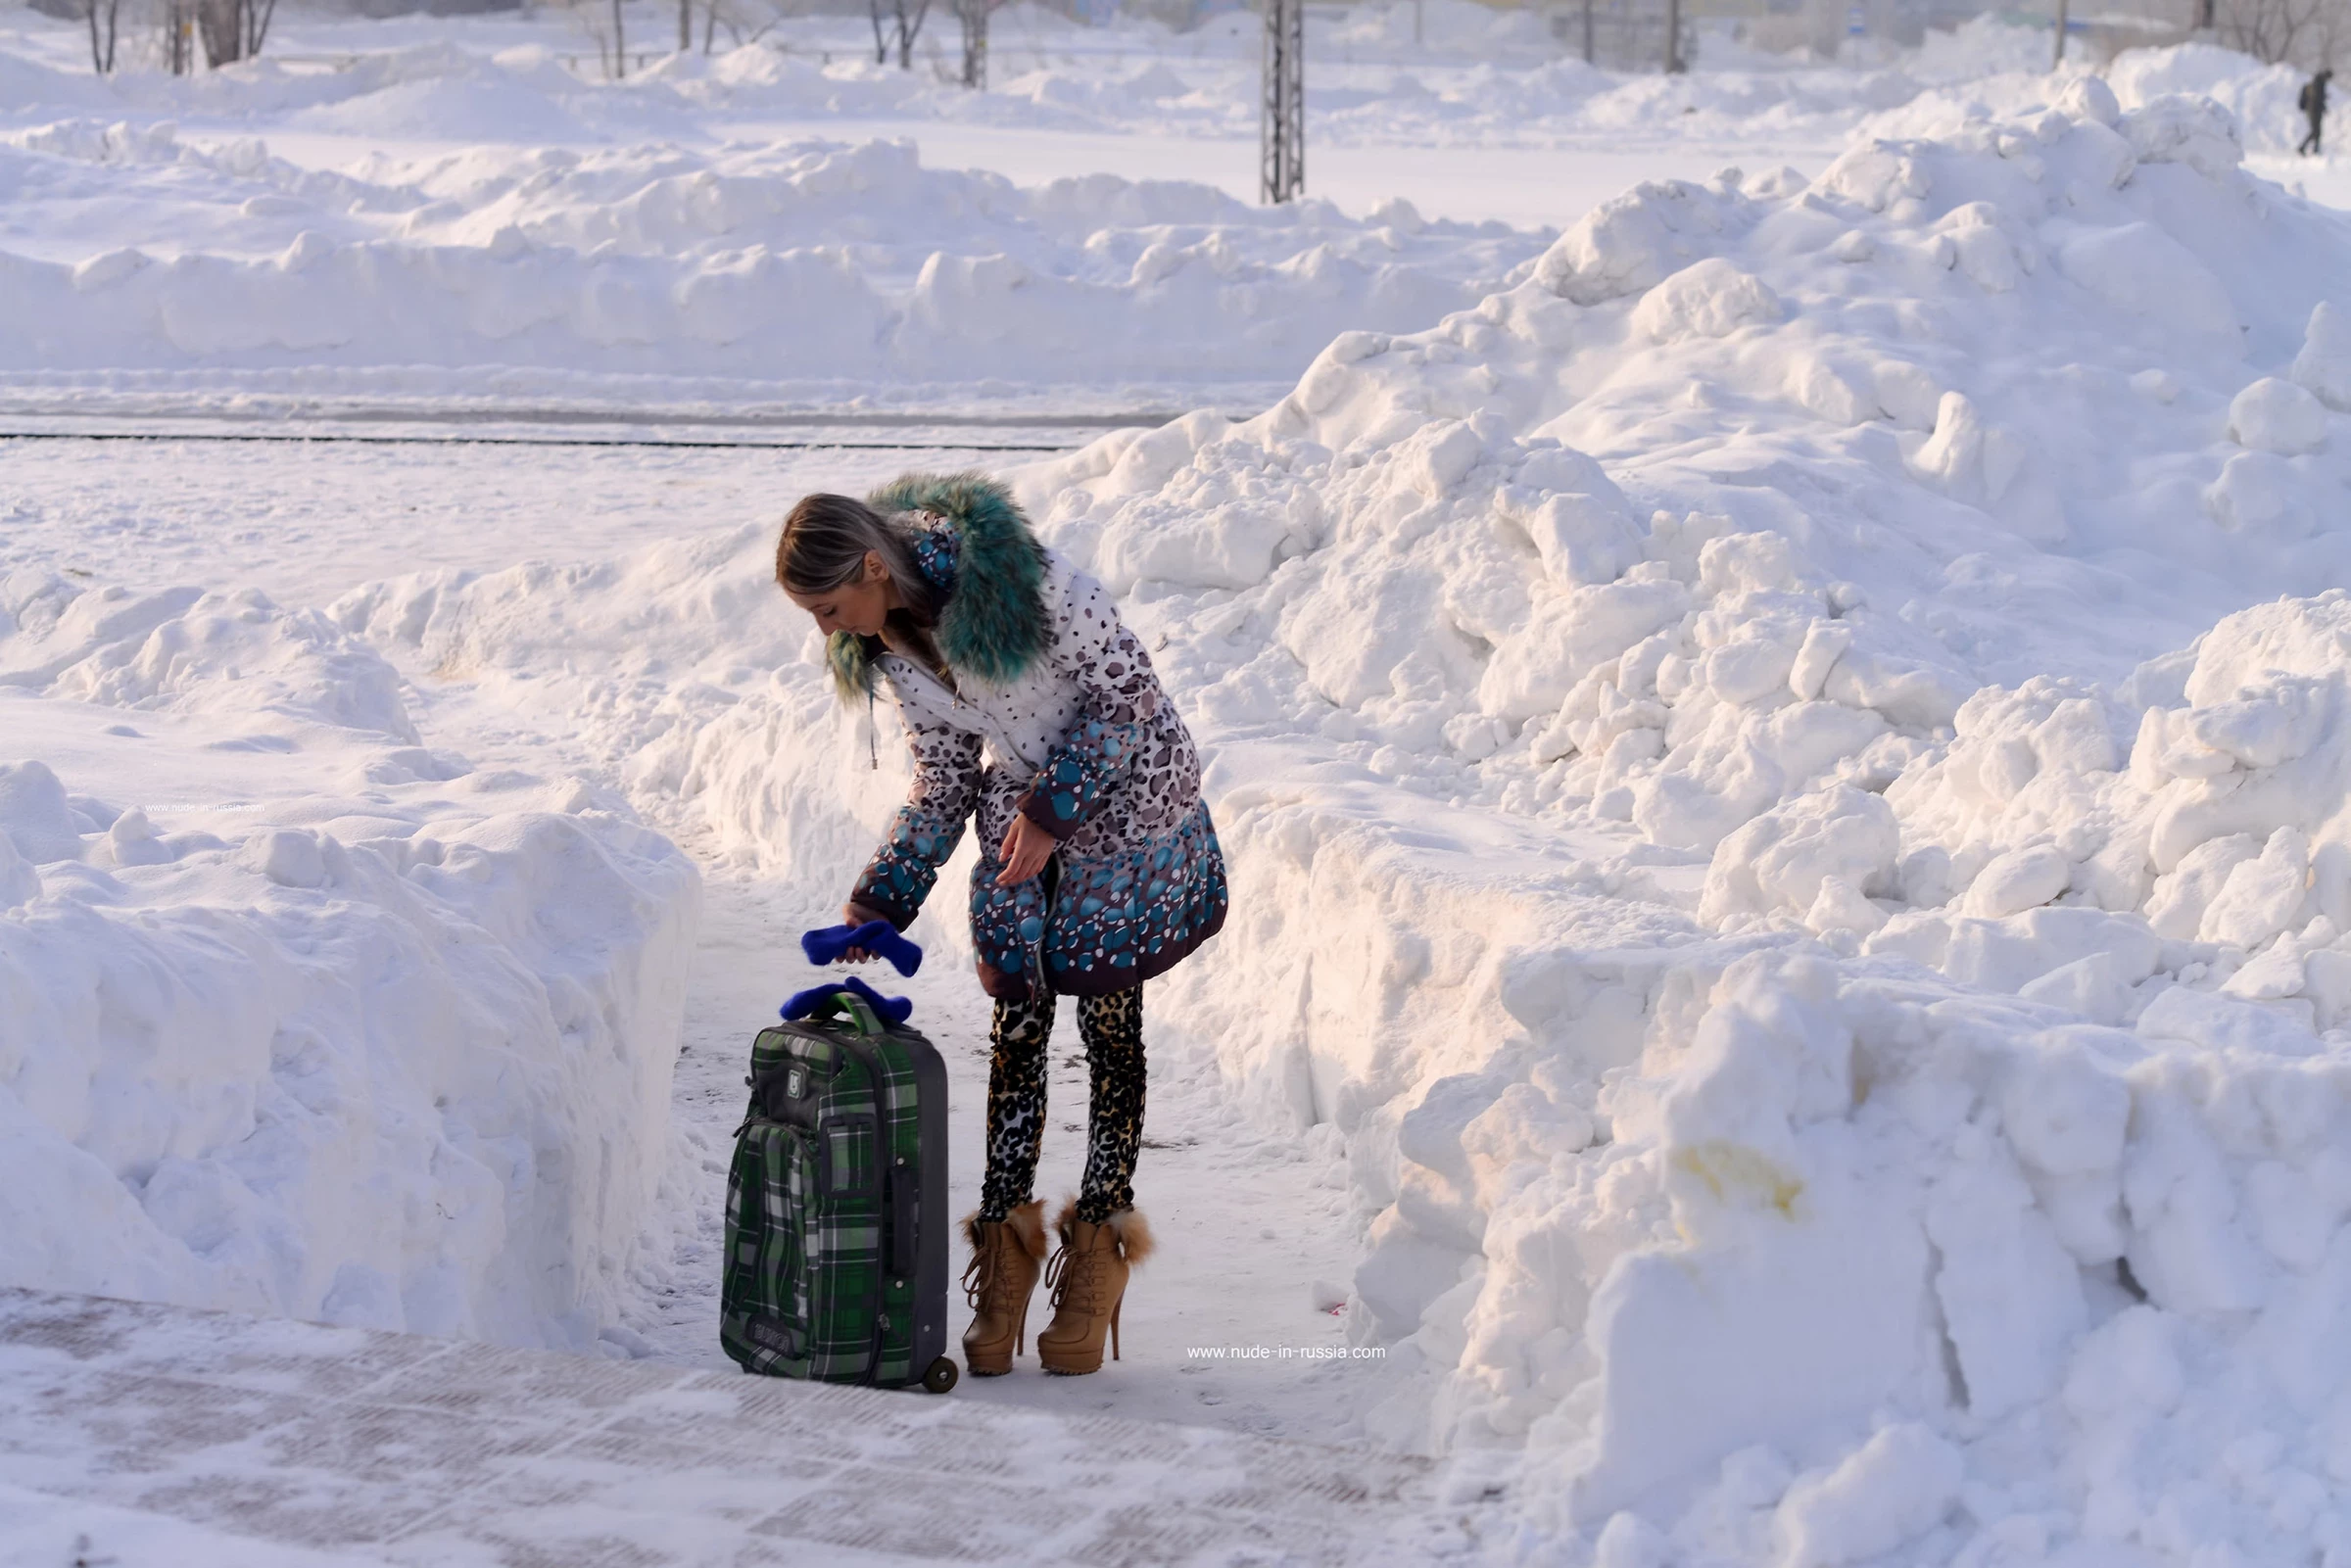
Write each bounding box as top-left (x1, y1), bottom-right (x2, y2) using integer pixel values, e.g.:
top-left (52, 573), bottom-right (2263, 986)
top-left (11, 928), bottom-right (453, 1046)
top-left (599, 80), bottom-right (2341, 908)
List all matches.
top-left (1672, 1141), bottom-right (1805, 1219)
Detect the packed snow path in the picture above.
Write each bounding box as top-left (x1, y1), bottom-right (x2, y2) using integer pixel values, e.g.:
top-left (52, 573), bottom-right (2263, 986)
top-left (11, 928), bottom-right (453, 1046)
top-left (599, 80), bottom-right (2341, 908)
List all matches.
top-left (0, 1288), bottom-right (1465, 1567)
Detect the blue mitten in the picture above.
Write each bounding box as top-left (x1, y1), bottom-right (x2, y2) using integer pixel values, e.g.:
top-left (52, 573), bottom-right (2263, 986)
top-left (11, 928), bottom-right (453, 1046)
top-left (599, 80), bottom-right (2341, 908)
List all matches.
top-left (781, 975), bottom-right (914, 1029)
top-left (800, 920), bottom-right (924, 976)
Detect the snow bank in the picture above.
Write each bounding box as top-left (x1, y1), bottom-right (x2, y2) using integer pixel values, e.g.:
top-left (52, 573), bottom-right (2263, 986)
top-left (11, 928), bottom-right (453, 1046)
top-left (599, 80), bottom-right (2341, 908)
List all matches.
top-left (2109, 42), bottom-right (2312, 159)
top-left (0, 568), bottom-right (698, 1350)
top-left (991, 83), bottom-right (2351, 1561)
top-left (1869, 37), bottom-right (2315, 161)
top-left (1490, 920), bottom-right (2351, 1566)
top-left (0, 120), bottom-right (1539, 404)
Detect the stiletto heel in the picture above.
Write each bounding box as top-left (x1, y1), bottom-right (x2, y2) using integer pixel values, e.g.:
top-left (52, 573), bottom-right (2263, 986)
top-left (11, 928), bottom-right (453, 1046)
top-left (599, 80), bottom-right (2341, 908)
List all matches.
top-left (1111, 1301), bottom-right (1121, 1362)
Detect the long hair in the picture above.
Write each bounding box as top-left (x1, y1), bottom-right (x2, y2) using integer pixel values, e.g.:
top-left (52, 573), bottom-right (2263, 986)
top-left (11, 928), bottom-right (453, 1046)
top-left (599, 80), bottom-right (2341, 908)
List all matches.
top-left (777, 493), bottom-right (944, 674)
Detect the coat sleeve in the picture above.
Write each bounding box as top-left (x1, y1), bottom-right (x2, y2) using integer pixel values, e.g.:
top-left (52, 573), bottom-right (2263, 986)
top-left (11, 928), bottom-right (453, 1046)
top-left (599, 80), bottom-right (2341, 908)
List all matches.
top-left (1017, 572), bottom-right (1163, 842)
top-left (851, 702), bottom-right (984, 928)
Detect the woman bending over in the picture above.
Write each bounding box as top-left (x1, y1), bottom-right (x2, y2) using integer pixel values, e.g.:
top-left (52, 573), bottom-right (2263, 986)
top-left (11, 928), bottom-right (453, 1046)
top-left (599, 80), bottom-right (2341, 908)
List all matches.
top-left (777, 473), bottom-right (1228, 1377)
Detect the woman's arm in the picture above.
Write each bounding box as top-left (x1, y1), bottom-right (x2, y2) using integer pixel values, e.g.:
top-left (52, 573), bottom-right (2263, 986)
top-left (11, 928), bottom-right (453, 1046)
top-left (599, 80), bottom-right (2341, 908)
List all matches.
top-left (1017, 572), bottom-right (1161, 843)
top-left (850, 707), bottom-right (984, 929)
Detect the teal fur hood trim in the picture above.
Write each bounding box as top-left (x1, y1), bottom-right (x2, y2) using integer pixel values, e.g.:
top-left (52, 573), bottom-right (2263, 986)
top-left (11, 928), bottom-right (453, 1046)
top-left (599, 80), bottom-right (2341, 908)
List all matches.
top-left (826, 472), bottom-right (1050, 700)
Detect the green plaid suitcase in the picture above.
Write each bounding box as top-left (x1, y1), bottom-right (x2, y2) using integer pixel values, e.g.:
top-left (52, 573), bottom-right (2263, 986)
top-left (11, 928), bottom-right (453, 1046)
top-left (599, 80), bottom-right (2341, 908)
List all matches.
top-left (720, 989), bottom-right (957, 1393)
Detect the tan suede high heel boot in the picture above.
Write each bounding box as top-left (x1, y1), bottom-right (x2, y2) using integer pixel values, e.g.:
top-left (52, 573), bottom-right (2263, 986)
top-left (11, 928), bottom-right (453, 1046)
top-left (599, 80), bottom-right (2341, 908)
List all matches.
top-left (960, 1199), bottom-right (1047, 1377)
top-left (1035, 1203), bottom-right (1153, 1376)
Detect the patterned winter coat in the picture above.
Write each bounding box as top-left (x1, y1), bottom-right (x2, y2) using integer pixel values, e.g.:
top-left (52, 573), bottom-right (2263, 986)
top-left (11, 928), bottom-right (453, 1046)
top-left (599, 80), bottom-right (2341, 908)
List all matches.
top-left (838, 474), bottom-right (1229, 1002)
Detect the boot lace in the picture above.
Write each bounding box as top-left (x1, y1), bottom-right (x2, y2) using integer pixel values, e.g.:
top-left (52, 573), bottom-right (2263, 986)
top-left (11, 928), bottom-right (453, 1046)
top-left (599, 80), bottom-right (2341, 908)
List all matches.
top-left (1045, 1232), bottom-right (1107, 1315)
top-left (963, 1223), bottom-right (1025, 1312)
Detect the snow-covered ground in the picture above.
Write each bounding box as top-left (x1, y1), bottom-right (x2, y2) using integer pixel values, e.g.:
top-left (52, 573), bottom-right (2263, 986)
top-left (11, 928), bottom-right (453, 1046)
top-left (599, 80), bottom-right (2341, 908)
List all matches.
top-left (0, 1286), bottom-right (1455, 1566)
top-left (11, 2), bottom-right (2351, 1564)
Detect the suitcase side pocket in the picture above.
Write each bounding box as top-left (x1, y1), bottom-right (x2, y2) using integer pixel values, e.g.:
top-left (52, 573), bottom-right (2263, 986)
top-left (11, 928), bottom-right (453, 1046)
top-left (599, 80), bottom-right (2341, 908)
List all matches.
top-left (722, 1119), bottom-right (813, 1375)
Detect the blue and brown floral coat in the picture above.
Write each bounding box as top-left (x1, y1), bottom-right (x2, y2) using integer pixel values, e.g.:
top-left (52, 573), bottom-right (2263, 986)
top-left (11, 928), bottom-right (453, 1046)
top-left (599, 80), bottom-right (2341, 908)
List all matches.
top-left (837, 474), bottom-right (1228, 1001)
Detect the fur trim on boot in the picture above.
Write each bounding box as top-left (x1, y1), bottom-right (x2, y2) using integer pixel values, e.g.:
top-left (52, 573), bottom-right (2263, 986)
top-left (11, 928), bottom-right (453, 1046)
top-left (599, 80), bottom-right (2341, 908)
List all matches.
top-left (1049, 1201), bottom-right (1152, 1267)
top-left (1104, 1206), bottom-right (1152, 1267)
top-left (963, 1200), bottom-right (1050, 1263)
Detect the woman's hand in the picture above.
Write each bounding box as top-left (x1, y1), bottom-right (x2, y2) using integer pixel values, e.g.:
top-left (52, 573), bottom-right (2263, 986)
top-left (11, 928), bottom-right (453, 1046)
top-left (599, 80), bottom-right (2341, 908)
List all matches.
top-left (995, 815), bottom-right (1056, 888)
top-left (835, 902), bottom-right (889, 964)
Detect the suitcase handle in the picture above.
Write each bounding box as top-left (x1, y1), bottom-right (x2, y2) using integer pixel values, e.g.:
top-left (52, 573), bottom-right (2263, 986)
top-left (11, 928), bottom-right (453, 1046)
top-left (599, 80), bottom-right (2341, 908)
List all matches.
top-left (888, 1158), bottom-right (916, 1279)
top-left (801, 921), bottom-right (924, 977)
top-left (781, 977), bottom-right (911, 1029)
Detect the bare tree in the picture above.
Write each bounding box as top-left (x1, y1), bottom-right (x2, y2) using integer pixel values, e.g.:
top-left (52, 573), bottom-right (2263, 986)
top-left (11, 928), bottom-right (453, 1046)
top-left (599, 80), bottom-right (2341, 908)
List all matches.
top-left (870, 0), bottom-right (933, 70)
top-left (2215, 0), bottom-right (2346, 65)
top-left (162, 0), bottom-right (195, 73)
top-left (954, 0), bottom-right (1005, 86)
top-left (566, 0), bottom-right (634, 78)
top-left (696, 0), bottom-right (793, 53)
top-left (82, 0), bottom-right (122, 72)
top-left (194, 0), bottom-right (276, 69)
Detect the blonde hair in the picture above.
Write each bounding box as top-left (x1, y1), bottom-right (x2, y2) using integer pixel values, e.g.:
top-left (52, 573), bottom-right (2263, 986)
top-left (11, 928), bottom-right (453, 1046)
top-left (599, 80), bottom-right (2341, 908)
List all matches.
top-left (777, 493), bottom-right (945, 673)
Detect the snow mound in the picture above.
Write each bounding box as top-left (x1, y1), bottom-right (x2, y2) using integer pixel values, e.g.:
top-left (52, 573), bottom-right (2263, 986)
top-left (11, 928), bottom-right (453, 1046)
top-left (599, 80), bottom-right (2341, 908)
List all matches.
top-left (3, 575), bottom-right (416, 742)
top-left (0, 569), bottom-right (698, 1349)
top-left (0, 46), bottom-right (104, 118)
top-left (326, 525), bottom-right (913, 903)
top-left (983, 85), bottom-right (2351, 1560)
top-left (2108, 42), bottom-right (2311, 157)
top-left (1866, 38), bottom-right (2315, 161)
top-left (0, 127), bottom-right (1543, 403)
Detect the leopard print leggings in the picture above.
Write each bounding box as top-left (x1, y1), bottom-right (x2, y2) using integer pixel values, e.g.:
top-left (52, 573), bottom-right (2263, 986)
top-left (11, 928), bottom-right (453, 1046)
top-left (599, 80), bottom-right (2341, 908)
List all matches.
top-left (977, 986), bottom-right (1145, 1225)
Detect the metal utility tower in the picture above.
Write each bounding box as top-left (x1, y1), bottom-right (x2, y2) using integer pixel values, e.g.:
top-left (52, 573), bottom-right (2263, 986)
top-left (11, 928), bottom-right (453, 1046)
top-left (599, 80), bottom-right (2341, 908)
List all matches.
top-left (1261, 0), bottom-right (1305, 204)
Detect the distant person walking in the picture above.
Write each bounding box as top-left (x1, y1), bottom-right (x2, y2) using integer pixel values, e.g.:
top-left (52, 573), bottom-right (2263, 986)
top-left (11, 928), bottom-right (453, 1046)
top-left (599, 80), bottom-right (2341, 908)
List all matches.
top-left (2301, 69), bottom-right (2332, 157)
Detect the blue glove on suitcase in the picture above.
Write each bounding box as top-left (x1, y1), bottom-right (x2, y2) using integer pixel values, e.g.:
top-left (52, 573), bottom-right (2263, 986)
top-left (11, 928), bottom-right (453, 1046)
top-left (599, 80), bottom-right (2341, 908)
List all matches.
top-left (780, 974), bottom-right (914, 1028)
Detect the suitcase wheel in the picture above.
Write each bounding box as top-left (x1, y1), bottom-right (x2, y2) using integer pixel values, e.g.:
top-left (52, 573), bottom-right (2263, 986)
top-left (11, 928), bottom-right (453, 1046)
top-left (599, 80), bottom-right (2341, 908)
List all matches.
top-left (922, 1356), bottom-right (960, 1395)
